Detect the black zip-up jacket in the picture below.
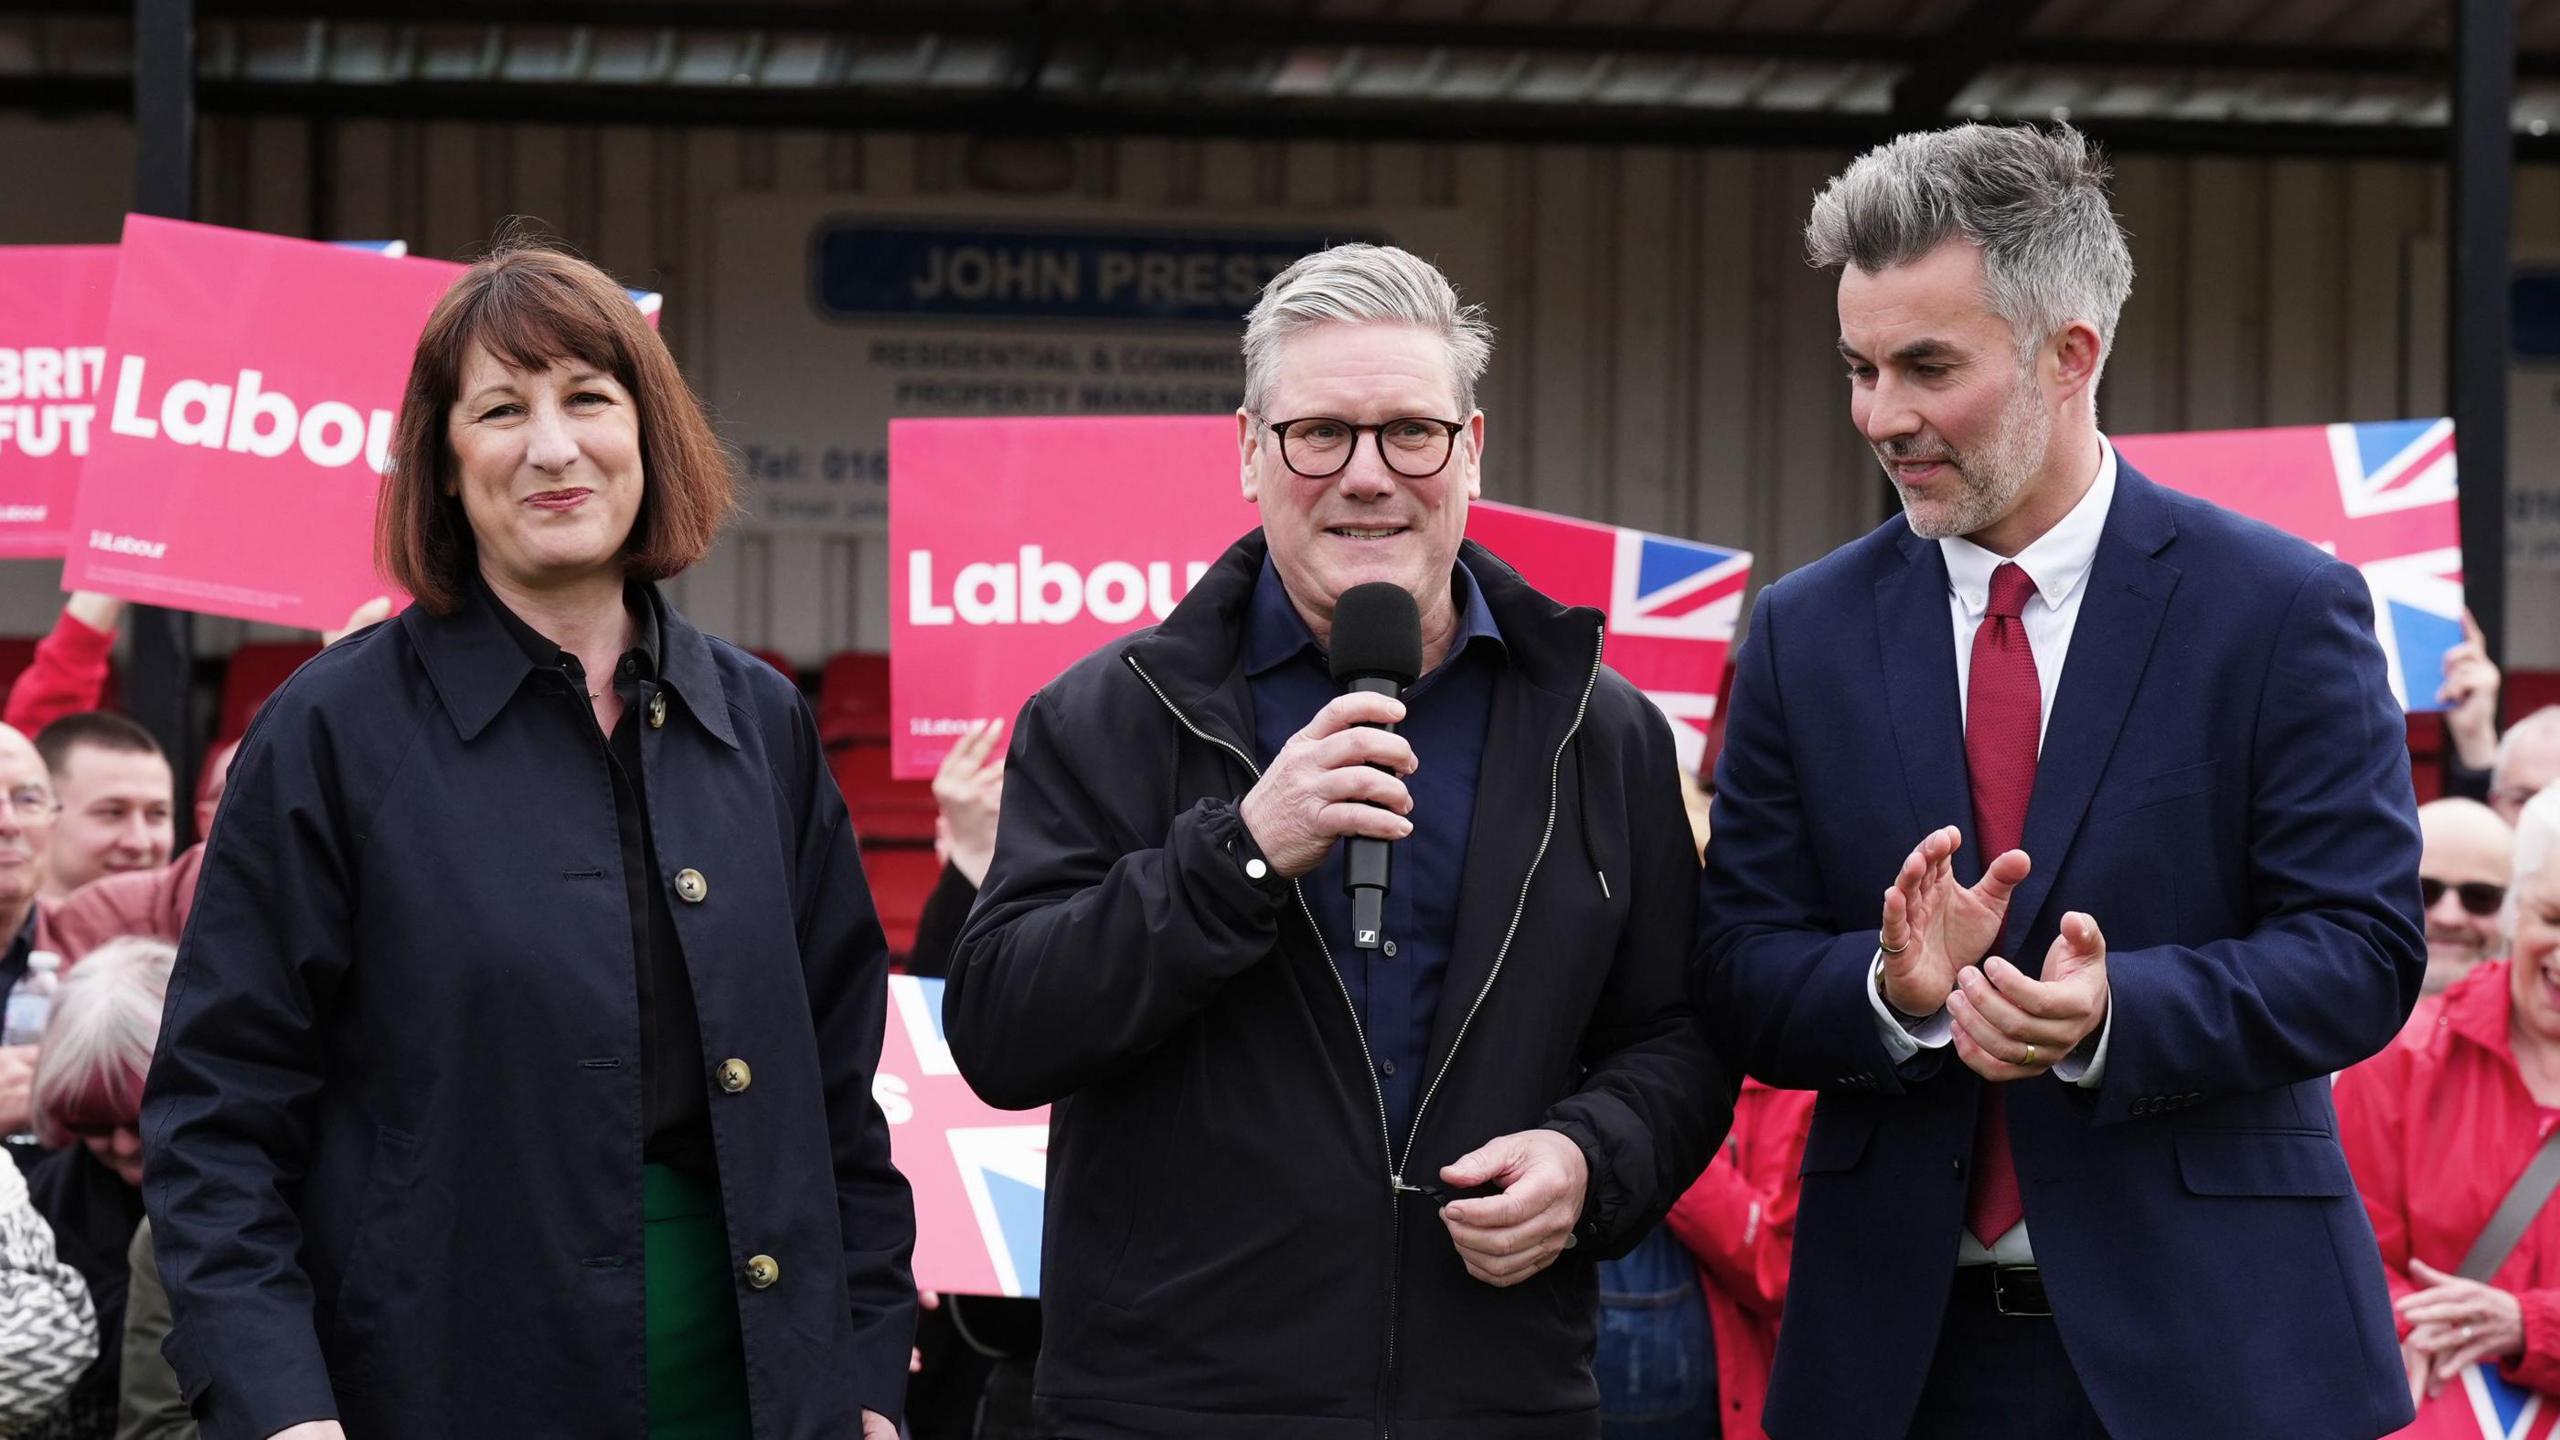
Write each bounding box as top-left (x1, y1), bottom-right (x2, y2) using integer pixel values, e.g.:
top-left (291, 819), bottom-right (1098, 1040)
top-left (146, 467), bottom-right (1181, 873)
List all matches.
top-left (947, 531), bottom-right (1731, 1440)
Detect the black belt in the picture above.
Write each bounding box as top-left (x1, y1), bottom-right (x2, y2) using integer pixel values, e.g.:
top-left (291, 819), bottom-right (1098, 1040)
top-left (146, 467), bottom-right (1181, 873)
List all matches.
top-left (1950, 1264), bottom-right (2052, 1317)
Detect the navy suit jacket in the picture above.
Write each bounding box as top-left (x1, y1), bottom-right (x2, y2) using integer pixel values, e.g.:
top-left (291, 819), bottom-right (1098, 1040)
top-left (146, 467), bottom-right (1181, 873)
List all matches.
top-left (1696, 461), bottom-right (2425, 1440)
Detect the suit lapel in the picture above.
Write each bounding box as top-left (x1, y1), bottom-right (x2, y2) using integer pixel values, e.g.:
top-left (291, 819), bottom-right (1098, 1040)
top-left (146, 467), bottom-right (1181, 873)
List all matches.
top-left (2003, 468), bottom-right (2182, 964)
top-left (1423, 664), bottom-right (1576, 1076)
top-left (1873, 535), bottom-right (1984, 881)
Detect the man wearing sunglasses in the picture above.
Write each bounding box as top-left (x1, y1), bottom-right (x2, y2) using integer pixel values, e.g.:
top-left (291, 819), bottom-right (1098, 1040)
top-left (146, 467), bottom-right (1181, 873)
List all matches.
top-left (2418, 797), bottom-right (2515, 997)
top-left (948, 242), bottom-right (1727, 1438)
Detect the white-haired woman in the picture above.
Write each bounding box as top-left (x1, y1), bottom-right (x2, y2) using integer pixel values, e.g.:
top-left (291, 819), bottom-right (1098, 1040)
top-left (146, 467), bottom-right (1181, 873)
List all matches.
top-left (2339, 783), bottom-right (2560, 1434)
top-left (21, 937), bottom-right (174, 1440)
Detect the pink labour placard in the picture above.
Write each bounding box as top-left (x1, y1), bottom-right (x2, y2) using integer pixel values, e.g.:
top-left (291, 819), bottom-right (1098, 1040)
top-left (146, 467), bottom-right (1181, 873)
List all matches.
top-left (64, 216), bottom-right (464, 628)
top-left (0, 246), bottom-right (120, 558)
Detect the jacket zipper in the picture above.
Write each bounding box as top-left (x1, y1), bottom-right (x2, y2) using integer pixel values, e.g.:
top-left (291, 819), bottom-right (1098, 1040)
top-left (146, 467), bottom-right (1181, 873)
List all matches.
top-left (1123, 657), bottom-right (1399, 1174)
top-left (1127, 628), bottom-right (1605, 1438)
top-left (1381, 629), bottom-right (1603, 1439)
top-left (1394, 627), bottom-right (1604, 1184)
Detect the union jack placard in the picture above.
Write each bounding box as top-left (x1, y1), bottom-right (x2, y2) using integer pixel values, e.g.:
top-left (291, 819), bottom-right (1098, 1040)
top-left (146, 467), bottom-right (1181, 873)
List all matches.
top-left (1466, 501), bottom-right (1754, 774)
top-left (2390, 1363), bottom-right (2560, 1440)
top-left (874, 975), bottom-right (1049, 1297)
top-left (2112, 418), bottom-right (2463, 713)
top-left (2457, 1365), bottom-right (2559, 1440)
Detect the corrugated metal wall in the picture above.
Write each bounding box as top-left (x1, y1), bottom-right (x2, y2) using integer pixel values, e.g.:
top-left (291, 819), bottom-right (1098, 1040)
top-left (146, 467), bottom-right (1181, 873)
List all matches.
top-left (0, 114), bottom-right (2526, 660)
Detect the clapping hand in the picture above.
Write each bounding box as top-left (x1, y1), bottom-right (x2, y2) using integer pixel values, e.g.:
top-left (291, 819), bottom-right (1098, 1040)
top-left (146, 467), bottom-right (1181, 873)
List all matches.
top-left (1877, 825), bottom-right (2031, 1018)
top-left (1947, 912), bottom-right (2109, 1081)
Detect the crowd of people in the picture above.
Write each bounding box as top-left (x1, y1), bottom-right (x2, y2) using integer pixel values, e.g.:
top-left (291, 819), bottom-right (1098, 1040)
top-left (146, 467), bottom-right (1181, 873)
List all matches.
top-left (0, 116), bottom-right (2534, 1440)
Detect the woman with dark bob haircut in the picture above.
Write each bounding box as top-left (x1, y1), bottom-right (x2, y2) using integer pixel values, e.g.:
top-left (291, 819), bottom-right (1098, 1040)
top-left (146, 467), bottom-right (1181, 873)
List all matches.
top-left (140, 242), bottom-right (915, 1440)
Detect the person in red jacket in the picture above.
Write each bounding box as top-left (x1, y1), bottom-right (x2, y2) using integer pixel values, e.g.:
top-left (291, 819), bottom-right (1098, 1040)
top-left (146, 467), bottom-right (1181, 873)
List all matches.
top-left (3, 593), bottom-right (121, 741)
top-left (1663, 1077), bottom-right (1816, 1440)
top-left (2339, 780), bottom-right (2560, 1433)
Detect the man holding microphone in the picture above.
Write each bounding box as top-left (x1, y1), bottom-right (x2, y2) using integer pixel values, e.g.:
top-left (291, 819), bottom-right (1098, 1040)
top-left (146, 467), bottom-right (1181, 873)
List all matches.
top-left (948, 242), bottom-right (1724, 1438)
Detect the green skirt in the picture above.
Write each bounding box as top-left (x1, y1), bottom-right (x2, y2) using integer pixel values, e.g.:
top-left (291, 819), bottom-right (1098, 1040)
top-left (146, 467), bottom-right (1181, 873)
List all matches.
top-left (644, 1163), bottom-right (752, 1440)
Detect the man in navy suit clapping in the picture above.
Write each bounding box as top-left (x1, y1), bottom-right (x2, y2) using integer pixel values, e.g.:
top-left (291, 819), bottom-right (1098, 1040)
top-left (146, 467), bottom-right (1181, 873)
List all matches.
top-left (1697, 123), bottom-right (2425, 1440)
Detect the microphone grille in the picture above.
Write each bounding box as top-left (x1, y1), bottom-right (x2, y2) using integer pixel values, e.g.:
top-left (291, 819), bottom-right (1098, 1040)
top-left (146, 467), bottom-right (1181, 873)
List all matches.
top-left (1329, 582), bottom-right (1423, 687)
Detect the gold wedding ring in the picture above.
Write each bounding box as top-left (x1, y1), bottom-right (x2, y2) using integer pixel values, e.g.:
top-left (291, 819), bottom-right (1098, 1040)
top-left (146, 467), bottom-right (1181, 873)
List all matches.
top-left (2021, 1043), bottom-right (2039, 1066)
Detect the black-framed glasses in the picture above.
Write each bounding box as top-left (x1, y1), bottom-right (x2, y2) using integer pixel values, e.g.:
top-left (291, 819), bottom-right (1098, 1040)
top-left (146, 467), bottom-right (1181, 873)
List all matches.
top-left (2422, 877), bottom-right (2507, 917)
top-left (1263, 415), bottom-right (1465, 480)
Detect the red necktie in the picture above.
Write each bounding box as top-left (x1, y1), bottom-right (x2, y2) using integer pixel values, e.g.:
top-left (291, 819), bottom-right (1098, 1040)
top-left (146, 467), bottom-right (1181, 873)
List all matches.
top-left (1963, 561), bottom-right (2040, 1244)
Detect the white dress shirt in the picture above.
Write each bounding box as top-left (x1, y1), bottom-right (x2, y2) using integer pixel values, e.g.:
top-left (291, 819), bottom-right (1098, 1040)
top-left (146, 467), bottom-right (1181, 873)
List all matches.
top-left (1863, 438), bottom-right (2119, 1264)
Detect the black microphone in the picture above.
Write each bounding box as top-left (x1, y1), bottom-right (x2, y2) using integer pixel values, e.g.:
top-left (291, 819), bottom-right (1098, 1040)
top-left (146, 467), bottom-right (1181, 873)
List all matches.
top-left (1329, 582), bottom-right (1423, 953)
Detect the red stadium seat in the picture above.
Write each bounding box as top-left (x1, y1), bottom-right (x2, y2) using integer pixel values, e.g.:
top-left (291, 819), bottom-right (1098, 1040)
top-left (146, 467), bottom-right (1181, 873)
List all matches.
top-left (0, 637), bottom-right (39, 704)
top-left (219, 641), bottom-right (323, 740)
top-left (2510, 669), bottom-right (2560, 725)
top-left (862, 841), bottom-right (943, 960)
top-left (831, 739), bottom-right (938, 845)
top-left (818, 652), bottom-right (892, 746)
top-left (2408, 713), bottom-right (2444, 804)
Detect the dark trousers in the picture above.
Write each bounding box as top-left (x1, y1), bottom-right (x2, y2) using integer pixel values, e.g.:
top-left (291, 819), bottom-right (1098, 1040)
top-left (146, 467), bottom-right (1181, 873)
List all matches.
top-left (1906, 1278), bottom-right (2110, 1440)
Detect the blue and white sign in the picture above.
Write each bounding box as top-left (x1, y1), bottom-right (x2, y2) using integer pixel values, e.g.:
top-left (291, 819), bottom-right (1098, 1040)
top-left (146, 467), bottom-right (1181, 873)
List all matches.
top-left (813, 222), bottom-right (1367, 325)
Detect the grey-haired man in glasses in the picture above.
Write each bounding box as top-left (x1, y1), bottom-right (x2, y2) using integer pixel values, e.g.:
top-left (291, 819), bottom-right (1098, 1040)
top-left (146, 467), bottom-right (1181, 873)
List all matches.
top-left (946, 242), bottom-right (1727, 1438)
top-left (0, 726), bottom-right (61, 1138)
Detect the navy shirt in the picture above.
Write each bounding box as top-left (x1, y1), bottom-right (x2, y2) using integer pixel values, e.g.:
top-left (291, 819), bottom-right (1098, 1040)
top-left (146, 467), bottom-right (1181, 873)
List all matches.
top-left (1245, 559), bottom-right (1503, 1152)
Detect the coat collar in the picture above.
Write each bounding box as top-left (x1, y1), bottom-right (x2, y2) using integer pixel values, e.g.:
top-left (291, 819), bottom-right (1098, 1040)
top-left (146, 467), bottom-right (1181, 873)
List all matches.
top-left (482, 572), bottom-right (664, 683)
top-left (2442, 959), bottom-right (2524, 1067)
top-left (1872, 451), bottom-right (2182, 955)
top-left (403, 576), bottom-right (739, 749)
top-left (1939, 439), bottom-right (2117, 625)
top-left (1242, 554), bottom-right (1506, 683)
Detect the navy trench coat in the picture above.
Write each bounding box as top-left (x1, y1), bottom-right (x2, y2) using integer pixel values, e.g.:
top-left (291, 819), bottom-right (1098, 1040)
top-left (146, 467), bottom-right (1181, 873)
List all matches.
top-left (140, 584), bottom-right (915, 1440)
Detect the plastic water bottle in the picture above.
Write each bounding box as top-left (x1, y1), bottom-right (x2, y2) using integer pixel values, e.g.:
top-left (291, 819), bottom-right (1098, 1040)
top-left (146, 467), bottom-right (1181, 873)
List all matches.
top-left (3, 952), bottom-right (62, 1049)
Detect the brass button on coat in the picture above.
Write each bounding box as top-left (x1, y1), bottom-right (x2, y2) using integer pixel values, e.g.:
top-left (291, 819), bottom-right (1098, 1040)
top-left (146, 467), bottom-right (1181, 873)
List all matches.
top-left (743, 1254), bottom-right (780, 1290)
top-left (674, 869), bottom-right (708, 904)
top-left (716, 1059), bottom-right (752, 1094)
top-left (648, 692), bottom-right (667, 729)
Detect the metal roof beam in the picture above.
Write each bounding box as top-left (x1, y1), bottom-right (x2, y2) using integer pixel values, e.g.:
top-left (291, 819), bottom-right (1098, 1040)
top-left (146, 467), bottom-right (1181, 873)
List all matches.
top-left (1891, 0), bottom-right (2057, 125)
top-left (0, 3), bottom-right (2552, 77)
top-left (9, 73), bottom-right (2559, 164)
